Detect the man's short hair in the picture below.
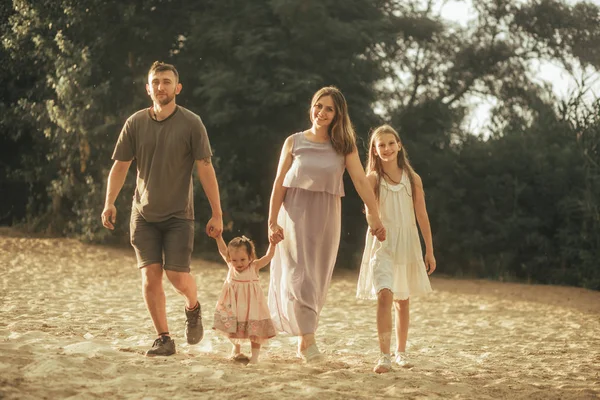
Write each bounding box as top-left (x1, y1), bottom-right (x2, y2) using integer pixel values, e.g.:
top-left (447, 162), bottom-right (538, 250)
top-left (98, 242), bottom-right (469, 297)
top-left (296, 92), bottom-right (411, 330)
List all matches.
top-left (148, 61), bottom-right (179, 82)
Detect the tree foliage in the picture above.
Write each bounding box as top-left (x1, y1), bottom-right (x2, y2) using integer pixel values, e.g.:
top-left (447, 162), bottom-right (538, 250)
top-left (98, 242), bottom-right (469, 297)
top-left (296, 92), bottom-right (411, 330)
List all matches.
top-left (1, 0), bottom-right (599, 289)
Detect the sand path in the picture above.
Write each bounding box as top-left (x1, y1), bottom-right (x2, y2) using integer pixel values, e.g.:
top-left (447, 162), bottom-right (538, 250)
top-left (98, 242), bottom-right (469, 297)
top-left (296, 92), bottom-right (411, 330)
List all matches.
top-left (1, 228), bottom-right (599, 399)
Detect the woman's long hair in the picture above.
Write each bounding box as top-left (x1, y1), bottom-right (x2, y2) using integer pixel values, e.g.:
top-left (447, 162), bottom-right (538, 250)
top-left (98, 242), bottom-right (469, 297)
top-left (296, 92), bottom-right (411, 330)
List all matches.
top-left (366, 124), bottom-right (417, 202)
top-left (309, 86), bottom-right (356, 155)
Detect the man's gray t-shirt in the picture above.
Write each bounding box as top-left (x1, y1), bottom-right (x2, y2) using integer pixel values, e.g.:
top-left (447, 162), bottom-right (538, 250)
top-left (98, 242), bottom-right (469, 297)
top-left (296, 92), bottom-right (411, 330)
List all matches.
top-left (112, 106), bottom-right (212, 222)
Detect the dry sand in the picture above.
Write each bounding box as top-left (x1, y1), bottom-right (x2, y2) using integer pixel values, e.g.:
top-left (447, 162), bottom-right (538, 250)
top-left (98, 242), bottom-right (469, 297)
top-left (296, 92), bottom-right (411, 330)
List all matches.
top-left (1, 227), bottom-right (599, 399)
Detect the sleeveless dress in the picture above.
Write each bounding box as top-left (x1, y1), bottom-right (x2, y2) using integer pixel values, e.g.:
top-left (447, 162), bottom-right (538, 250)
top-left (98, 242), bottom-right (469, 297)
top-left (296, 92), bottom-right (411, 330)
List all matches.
top-left (356, 173), bottom-right (432, 300)
top-left (268, 132), bottom-right (345, 335)
top-left (213, 264), bottom-right (276, 344)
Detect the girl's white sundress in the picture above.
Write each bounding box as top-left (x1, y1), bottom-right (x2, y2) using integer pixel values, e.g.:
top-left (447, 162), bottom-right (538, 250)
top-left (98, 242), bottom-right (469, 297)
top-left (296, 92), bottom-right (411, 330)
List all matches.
top-left (356, 172), bottom-right (432, 300)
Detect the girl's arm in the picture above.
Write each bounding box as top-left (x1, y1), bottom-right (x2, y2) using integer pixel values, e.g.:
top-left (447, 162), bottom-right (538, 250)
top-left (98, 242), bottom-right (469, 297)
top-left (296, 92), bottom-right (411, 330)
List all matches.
top-left (413, 174), bottom-right (436, 275)
top-left (345, 149), bottom-right (386, 241)
top-left (268, 136), bottom-right (294, 243)
top-left (215, 235), bottom-right (229, 264)
top-left (253, 243), bottom-right (277, 270)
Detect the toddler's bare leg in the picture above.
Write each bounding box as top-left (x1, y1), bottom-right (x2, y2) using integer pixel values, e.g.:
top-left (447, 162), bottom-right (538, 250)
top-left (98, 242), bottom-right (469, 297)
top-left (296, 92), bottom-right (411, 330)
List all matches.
top-left (230, 342), bottom-right (242, 357)
top-left (248, 342), bottom-right (261, 364)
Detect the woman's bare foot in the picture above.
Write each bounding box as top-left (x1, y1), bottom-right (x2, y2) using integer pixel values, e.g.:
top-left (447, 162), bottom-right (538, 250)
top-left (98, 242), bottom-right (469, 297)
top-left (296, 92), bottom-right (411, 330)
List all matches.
top-left (298, 334), bottom-right (316, 353)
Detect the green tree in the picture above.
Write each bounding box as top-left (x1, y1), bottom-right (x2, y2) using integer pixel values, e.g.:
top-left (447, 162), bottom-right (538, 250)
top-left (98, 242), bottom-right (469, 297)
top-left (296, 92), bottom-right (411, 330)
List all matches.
top-left (174, 0), bottom-right (397, 254)
top-left (379, 0), bottom-right (600, 287)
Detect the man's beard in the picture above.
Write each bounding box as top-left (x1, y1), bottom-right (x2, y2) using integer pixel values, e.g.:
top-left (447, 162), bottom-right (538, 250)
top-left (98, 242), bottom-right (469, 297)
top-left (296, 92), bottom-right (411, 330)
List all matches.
top-left (154, 92), bottom-right (175, 106)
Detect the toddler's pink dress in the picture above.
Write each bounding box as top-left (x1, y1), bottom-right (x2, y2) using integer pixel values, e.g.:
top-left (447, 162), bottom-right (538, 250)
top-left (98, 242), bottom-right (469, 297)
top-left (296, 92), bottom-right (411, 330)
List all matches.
top-left (213, 264), bottom-right (276, 344)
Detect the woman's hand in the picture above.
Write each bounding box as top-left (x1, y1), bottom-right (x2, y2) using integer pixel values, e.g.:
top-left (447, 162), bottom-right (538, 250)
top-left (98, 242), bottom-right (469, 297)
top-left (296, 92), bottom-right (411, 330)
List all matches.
top-left (366, 213), bottom-right (386, 242)
top-left (269, 223), bottom-right (284, 243)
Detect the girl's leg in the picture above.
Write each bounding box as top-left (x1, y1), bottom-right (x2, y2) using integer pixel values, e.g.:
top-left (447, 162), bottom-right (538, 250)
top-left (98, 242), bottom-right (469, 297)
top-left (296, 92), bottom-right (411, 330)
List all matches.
top-left (376, 289), bottom-right (394, 354)
top-left (374, 289), bottom-right (394, 373)
top-left (394, 299), bottom-right (410, 353)
top-left (248, 342), bottom-right (261, 364)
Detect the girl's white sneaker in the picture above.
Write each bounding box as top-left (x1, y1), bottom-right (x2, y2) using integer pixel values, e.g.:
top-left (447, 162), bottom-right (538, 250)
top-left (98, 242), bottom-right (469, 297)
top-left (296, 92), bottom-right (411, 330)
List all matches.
top-left (394, 352), bottom-right (412, 368)
top-left (373, 353), bottom-right (392, 373)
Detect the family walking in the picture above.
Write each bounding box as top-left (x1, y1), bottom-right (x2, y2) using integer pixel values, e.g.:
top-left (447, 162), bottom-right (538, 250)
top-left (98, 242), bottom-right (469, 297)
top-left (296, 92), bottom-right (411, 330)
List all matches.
top-left (101, 61), bottom-right (436, 373)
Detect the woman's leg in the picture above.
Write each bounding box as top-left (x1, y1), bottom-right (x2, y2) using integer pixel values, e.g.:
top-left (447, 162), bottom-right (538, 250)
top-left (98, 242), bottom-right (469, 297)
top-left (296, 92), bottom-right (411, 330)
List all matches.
top-left (299, 333), bottom-right (316, 353)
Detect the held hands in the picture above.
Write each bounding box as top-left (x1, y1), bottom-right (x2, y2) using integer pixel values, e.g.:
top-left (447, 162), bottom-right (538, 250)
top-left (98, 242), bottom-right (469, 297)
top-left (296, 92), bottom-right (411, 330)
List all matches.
top-left (366, 213), bottom-right (386, 242)
top-left (269, 223), bottom-right (284, 244)
top-left (101, 204), bottom-right (117, 230)
top-left (206, 215), bottom-right (223, 238)
top-left (425, 253), bottom-right (436, 275)
top-left (269, 232), bottom-right (283, 245)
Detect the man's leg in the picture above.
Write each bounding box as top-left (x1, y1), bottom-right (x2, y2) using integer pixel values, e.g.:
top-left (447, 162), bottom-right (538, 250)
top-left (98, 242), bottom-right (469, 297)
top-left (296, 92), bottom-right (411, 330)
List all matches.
top-left (142, 263), bottom-right (168, 335)
top-left (130, 208), bottom-right (175, 356)
top-left (165, 270), bottom-right (198, 309)
top-left (162, 217), bottom-right (202, 344)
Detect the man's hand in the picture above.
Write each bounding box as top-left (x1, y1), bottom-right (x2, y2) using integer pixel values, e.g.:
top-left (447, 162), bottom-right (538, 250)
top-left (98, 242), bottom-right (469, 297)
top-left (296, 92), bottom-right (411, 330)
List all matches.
top-left (206, 215), bottom-right (223, 238)
top-left (101, 204), bottom-right (117, 230)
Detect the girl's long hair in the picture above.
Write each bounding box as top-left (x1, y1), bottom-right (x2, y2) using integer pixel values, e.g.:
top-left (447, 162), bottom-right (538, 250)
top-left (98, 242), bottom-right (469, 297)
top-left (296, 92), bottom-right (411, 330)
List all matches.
top-left (309, 86), bottom-right (356, 155)
top-left (366, 124), bottom-right (418, 202)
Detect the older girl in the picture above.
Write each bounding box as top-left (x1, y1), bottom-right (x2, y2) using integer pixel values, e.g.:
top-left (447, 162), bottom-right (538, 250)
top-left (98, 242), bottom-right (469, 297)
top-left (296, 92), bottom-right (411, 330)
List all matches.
top-left (356, 125), bottom-right (436, 373)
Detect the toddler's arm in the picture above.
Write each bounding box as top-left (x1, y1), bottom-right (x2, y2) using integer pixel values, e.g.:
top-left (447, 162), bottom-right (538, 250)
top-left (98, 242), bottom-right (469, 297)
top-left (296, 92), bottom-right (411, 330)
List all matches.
top-left (215, 235), bottom-right (229, 263)
top-left (254, 242), bottom-right (278, 270)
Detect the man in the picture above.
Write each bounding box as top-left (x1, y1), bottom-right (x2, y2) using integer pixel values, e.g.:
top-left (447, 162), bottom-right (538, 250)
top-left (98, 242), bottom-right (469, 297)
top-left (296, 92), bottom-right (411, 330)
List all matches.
top-left (101, 61), bottom-right (223, 356)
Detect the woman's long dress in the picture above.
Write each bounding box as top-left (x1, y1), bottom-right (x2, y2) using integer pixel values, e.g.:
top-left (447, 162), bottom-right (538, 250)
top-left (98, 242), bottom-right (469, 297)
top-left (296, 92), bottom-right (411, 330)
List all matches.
top-left (268, 132), bottom-right (345, 335)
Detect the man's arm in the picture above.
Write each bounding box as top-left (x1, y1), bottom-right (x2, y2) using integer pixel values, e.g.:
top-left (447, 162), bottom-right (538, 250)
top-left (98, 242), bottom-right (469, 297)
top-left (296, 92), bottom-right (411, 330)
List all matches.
top-left (196, 157), bottom-right (223, 238)
top-left (101, 160), bottom-right (132, 230)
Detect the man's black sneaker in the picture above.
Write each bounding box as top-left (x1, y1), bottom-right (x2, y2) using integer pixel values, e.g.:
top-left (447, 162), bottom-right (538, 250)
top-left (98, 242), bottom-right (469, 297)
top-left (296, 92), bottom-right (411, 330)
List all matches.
top-left (185, 302), bottom-right (203, 345)
top-left (145, 336), bottom-right (175, 357)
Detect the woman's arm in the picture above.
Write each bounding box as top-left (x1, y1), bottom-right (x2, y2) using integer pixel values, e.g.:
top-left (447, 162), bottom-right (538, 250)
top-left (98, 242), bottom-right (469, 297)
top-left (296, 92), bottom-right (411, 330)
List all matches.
top-left (413, 174), bottom-right (436, 275)
top-left (268, 136), bottom-right (294, 243)
top-left (345, 149), bottom-right (386, 241)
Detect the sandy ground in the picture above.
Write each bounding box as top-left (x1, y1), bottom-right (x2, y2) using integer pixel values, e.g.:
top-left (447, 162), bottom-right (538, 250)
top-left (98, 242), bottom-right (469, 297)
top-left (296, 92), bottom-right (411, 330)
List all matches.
top-left (1, 227), bottom-right (599, 400)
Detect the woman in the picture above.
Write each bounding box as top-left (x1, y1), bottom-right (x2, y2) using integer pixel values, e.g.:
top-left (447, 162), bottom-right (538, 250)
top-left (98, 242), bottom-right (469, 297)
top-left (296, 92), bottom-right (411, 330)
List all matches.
top-left (268, 86), bottom-right (386, 362)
